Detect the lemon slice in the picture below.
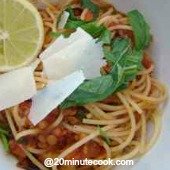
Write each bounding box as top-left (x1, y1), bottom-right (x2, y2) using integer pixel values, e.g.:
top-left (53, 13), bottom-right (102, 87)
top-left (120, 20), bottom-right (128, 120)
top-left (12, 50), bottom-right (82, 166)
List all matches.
top-left (0, 0), bottom-right (44, 72)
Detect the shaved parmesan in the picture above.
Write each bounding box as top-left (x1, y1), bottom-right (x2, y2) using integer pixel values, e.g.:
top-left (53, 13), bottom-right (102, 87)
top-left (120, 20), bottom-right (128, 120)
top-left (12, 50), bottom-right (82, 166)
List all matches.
top-left (40, 28), bottom-right (105, 79)
top-left (40, 28), bottom-right (91, 60)
top-left (58, 11), bottom-right (70, 29)
top-left (29, 70), bottom-right (85, 125)
top-left (0, 67), bottom-right (37, 111)
top-left (41, 29), bottom-right (105, 80)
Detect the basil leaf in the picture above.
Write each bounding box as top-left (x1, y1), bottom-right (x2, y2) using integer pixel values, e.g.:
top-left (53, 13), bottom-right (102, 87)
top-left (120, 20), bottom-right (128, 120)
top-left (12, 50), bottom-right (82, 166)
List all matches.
top-left (128, 10), bottom-right (151, 50)
top-left (81, 0), bottom-right (99, 18)
top-left (61, 75), bottom-right (114, 108)
top-left (61, 38), bottom-right (143, 108)
top-left (99, 29), bottom-right (112, 44)
top-left (81, 22), bottom-right (105, 37)
top-left (65, 20), bottom-right (87, 30)
top-left (65, 19), bottom-right (105, 38)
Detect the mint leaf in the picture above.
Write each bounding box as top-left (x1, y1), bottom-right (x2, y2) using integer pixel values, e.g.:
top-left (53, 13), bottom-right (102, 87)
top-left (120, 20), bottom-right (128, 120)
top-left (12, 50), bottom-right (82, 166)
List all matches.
top-left (65, 20), bottom-right (87, 30)
top-left (99, 29), bottom-right (112, 44)
top-left (128, 10), bottom-right (151, 50)
top-left (81, 22), bottom-right (105, 37)
top-left (65, 19), bottom-right (105, 38)
top-left (61, 75), bottom-right (114, 108)
top-left (65, 7), bottom-right (78, 20)
top-left (81, 0), bottom-right (99, 18)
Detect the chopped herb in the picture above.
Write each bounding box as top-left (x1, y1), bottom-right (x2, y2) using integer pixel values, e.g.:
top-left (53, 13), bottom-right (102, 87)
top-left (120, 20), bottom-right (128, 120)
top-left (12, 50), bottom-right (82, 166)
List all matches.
top-left (81, 0), bottom-right (100, 18)
top-left (97, 126), bottom-right (111, 145)
top-left (128, 10), bottom-right (151, 50)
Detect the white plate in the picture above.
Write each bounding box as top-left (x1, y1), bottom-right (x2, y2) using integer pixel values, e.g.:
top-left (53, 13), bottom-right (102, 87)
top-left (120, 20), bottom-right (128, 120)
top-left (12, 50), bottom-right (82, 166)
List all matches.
top-left (0, 0), bottom-right (170, 170)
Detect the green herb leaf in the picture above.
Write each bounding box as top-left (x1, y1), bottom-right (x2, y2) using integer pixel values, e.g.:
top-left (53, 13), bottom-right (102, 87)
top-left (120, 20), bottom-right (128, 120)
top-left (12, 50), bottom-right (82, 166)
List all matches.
top-left (65, 7), bottom-right (78, 20)
top-left (99, 29), bottom-right (112, 44)
top-left (0, 124), bottom-right (10, 151)
top-left (0, 134), bottom-right (9, 151)
top-left (61, 75), bottom-right (114, 108)
top-left (128, 10), bottom-right (151, 50)
top-left (104, 38), bottom-right (131, 64)
top-left (65, 20), bottom-right (105, 38)
top-left (81, 22), bottom-right (105, 37)
top-left (65, 20), bottom-right (87, 30)
top-left (61, 38), bottom-right (143, 108)
top-left (81, 0), bottom-right (99, 18)
top-left (50, 31), bottom-right (71, 39)
top-left (0, 128), bottom-right (9, 136)
top-left (50, 32), bottom-right (63, 38)
top-left (97, 126), bottom-right (111, 145)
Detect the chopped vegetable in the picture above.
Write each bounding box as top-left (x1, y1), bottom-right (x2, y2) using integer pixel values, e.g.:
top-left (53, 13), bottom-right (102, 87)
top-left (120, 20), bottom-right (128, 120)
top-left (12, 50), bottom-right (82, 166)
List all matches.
top-left (128, 10), bottom-right (151, 50)
top-left (81, 0), bottom-right (99, 18)
top-left (97, 126), bottom-right (111, 145)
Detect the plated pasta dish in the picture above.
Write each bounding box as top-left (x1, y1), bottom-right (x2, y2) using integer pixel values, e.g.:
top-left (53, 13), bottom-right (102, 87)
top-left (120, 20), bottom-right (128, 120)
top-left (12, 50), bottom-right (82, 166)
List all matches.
top-left (0, 0), bottom-right (167, 170)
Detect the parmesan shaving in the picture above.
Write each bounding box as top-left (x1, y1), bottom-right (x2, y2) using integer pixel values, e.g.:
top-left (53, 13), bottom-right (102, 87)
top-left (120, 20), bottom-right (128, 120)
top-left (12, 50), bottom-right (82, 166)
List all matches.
top-left (29, 70), bottom-right (85, 125)
top-left (41, 33), bottom-right (105, 79)
top-left (0, 67), bottom-right (37, 111)
top-left (58, 11), bottom-right (70, 29)
top-left (40, 28), bottom-right (91, 60)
